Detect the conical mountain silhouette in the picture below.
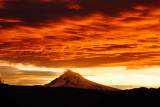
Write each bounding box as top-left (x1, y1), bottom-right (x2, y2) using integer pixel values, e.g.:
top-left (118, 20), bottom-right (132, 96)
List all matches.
top-left (45, 69), bottom-right (119, 91)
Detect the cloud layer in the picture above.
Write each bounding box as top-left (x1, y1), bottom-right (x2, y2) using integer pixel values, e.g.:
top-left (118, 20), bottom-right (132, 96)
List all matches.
top-left (0, 66), bottom-right (60, 85)
top-left (0, 0), bottom-right (160, 69)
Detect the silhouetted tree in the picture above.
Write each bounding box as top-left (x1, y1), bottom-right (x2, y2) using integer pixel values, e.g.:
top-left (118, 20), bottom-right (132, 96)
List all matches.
top-left (0, 74), bottom-right (4, 84)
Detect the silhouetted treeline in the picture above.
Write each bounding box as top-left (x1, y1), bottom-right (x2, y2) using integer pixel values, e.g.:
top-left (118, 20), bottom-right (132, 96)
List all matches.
top-left (1, 84), bottom-right (160, 107)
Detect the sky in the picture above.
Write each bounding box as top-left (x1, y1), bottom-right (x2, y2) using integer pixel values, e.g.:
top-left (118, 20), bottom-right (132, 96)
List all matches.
top-left (0, 0), bottom-right (160, 89)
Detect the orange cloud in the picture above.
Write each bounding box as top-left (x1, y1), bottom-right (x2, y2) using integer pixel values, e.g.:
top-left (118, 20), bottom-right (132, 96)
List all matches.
top-left (67, 4), bottom-right (82, 10)
top-left (0, 0), bottom-right (160, 69)
top-left (0, 2), bottom-right (5, 8)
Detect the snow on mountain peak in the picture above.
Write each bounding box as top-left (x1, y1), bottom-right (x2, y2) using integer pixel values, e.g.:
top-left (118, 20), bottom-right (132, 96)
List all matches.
top-left (60, 69), bottom-right (82, 79)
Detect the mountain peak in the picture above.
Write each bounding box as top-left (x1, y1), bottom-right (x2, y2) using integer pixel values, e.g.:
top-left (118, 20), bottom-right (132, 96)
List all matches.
top-left (64, 69), bottom-right (74, 73)
top-left (61, 69), bottom-right (82, 78)
top-left (45, 70), bottom-right (119, 91)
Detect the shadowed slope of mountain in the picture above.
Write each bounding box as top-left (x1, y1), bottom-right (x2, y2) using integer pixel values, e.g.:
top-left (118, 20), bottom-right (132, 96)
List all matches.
top-left (45, 70), bottom-right (119, 91)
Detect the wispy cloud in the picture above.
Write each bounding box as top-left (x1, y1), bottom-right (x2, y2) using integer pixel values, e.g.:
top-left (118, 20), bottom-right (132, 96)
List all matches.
top-left (0, 66), bottom-right (60, 85)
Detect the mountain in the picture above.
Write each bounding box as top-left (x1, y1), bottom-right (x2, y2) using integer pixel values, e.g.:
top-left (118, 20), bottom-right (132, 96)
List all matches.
top-left (45, 69), bottom-right (119, 91)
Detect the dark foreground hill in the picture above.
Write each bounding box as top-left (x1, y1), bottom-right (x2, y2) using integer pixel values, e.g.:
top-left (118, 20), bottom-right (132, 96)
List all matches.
top-left (0, 84), bottom-right (104, 107)
top-left (90, 87), bottom-right (160, 107)
top-left (1, 84), bottom-right (160, 107)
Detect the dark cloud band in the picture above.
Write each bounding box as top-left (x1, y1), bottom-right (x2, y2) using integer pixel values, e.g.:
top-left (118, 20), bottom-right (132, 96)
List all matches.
top-left (0, 0), bottom-right (160, 28)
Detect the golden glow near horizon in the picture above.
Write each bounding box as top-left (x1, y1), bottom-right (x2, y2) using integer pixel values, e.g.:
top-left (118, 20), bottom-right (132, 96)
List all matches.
top-left (1, 63), bottom-right (160, 89)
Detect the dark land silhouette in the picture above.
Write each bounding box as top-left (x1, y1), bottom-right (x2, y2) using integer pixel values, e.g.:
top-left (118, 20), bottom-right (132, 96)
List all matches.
top-left (1, 84), bottom-right (160, 107)
top-left (1, 84), bottom-right (103, 107)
